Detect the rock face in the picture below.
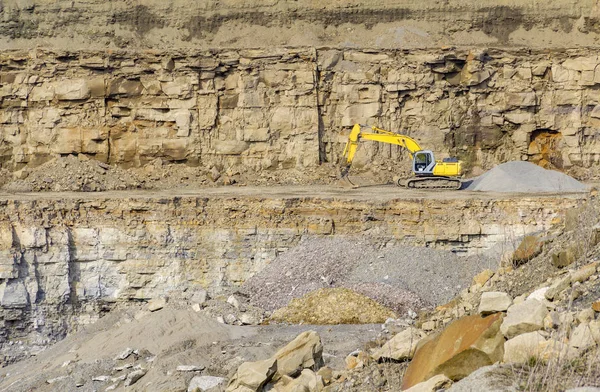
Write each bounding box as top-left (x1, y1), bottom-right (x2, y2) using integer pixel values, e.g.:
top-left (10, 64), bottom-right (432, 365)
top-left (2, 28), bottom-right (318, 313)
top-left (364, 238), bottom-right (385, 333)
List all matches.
top-left (0, 190), bottom-right (580, 364)
top-left (401, 313), bottom-right (505, 390)
top-left (1, 47), bottom-right (600, 182)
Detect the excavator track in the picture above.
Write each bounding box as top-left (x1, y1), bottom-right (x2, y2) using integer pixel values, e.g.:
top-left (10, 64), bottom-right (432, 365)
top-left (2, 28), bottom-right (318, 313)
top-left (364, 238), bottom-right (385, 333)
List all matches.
top-left (401, 177), bottom-right (462, 190)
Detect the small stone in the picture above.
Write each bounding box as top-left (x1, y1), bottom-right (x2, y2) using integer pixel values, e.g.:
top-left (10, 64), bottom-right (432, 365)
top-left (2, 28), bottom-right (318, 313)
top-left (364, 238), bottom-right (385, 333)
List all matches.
top-left (216, 316), bottom-right (225, 324)
top-left (345, 354), bottom-right (359, 370)
top-left (177, 365), bottom-right (205, 372)
top-left (224, 314), bottom-right (238, 325)
top-left (114, 347), bottom-right (134, 361)
top-left (46, 376), bottom-right (69, 384)
top-left (191, 303), bottom-right (202, 312)
top-left (240, 313), bottom-right (259, 325)
top-left (545, 275), bottom-right (571, 300)
top-left (472, 269), bottom-right (494, 287)
top-left (526, 287), bottom-right (548, 302)
top-left (571, 263), bottom-right (598, 283)
top-left (191, 290), bottom-right (208, 304)
top-left (592, 301), bottom-right (600, 312)
top-left (577, 309), bottom-right (595, 324)
top-left (317, 367), bottom-right (333, 384)
top-left (187, 375), bottom-right (226, 392)
top-left (147, 297), bottom-right (167, 312)
top-left (92, 375), bottom-right (110, 382)
top-left (404, 374), bottom-right (452, 392)
top-left (124, 369), bottom-right (147, 386)
top-left (227, 295), bottom-right (241, 309)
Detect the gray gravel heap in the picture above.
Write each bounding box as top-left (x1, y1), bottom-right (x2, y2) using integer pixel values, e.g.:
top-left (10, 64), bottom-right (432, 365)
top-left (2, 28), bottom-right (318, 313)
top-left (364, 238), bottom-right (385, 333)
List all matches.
top-left (243, 237), bottom-right (497, 315)
top-left (465, 161), bottom-right (587, 193)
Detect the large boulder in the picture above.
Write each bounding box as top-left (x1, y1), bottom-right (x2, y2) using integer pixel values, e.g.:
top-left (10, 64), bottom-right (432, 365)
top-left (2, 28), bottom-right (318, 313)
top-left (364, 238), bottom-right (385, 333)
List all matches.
top-left (401, 313), bottom-right (505, 390)
top-left (225, 358), bottom-right (277, 392)
top-left (226, 331), bottom-right (324, 392)
top-left (500, 299), bottom-right (548, 339)
top-left (512, 236), bottom-right (543, 265)
top-left (272, 331), bottom-right (323, 381)
top-left (504, 331), bottom-right (576, 363)
top-left (569, 322), bottom-right (600, 351)
top-left (372, 327), bottom-right (425, 362)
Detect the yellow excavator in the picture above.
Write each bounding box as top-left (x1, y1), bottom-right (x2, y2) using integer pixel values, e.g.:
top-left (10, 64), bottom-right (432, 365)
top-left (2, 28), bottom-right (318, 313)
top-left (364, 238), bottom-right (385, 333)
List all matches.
top-left (341, 124), bottom-right (463, 190)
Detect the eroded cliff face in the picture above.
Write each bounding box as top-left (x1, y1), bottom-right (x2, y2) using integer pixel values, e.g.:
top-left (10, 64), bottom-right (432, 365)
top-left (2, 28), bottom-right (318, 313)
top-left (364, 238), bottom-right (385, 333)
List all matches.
top-left (0, 190), bottom-right (586, 363)
top-left (2, 47), bottom-right (600, 182)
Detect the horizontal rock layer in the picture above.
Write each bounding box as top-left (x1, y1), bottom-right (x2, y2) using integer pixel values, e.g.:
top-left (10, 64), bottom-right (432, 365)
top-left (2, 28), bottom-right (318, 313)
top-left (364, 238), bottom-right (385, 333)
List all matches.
top-left (0, 189), bottom-right (584, 362)
top-left (1, 47), bottom-right (600, 180)
top-left (0, 0), bottom-right (598, 50)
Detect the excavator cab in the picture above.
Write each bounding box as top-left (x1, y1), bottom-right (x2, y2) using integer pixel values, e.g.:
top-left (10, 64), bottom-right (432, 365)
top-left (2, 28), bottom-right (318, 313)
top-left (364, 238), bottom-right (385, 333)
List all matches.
top-left (412, 151), bottom-right (435, 175)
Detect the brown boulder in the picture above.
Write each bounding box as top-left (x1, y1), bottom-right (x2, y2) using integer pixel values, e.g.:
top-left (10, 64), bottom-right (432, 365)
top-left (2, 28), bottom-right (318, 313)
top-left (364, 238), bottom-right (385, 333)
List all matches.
top-left (512, 236), bottom-right (543, 265)
top-left (401, 313), bottom-right (505, 390)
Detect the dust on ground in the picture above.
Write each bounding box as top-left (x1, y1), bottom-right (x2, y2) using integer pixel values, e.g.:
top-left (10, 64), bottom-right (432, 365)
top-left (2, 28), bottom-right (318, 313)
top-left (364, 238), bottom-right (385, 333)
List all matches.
top-left (0, 303), bottom-right (381, 392)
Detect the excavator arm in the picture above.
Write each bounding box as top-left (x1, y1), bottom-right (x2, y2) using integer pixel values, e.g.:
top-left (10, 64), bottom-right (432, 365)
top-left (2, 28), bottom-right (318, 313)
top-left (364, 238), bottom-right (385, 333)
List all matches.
top-left (341, 124), bottom-right (422, 177)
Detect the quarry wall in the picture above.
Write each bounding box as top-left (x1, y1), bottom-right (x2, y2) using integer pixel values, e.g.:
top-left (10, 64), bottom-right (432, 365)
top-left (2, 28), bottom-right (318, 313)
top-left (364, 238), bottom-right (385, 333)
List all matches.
top-left (2, 47), bottom-right (600, 181)
top-left (0, 191), bottom-right (586, 357)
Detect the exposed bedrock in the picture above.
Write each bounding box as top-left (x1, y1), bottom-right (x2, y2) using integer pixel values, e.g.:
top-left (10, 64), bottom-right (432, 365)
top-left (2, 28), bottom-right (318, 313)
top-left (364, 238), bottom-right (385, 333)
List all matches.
top-left (0, 190), bottom-right (586, 363)
top-left (0, 0), bottom-right (599, 50)
top-left (2, 47), bottom-right (600, 181)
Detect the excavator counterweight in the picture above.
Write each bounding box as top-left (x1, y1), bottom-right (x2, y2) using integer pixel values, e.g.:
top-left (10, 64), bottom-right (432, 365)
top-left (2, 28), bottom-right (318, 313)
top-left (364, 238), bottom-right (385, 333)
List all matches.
top-left (341, 124), bottom-right (462, 190)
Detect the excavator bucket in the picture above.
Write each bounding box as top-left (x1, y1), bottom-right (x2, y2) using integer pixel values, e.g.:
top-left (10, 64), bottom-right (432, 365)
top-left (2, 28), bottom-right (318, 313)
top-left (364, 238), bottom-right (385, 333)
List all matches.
top-left (338, 166), bottom-right (359, 188)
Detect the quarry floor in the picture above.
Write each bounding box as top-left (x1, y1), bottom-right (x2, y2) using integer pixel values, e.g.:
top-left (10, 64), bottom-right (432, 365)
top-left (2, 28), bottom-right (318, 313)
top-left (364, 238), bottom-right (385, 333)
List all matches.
top-left (0, 183), bottom-right (591, 202)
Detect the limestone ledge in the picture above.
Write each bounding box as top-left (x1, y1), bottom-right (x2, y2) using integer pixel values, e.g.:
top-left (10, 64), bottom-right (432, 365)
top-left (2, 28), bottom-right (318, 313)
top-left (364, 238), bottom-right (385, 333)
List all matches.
top-left (2, 48), bottom-right (600, 180)
top-left (0, 191), bottom-right (584, 346)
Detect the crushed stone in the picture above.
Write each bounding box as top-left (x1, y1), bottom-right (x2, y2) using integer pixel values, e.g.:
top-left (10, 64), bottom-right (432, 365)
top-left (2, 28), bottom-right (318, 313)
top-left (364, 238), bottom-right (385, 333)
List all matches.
top-left (243, 237), bottom-right (498, 315)
top-left (465, 161), bottom-right (587, 193)
top-left (270, 287), bottom-right (397, 324)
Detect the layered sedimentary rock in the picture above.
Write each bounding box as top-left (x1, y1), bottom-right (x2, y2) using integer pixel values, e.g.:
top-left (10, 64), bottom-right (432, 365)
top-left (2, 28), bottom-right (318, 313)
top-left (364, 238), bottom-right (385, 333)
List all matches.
top-left (0, 0), bottom-right (599, 50)
top-left (0, 189), bottom-right (585, 362)
top-left (2, 47), bottom-right (600, 181)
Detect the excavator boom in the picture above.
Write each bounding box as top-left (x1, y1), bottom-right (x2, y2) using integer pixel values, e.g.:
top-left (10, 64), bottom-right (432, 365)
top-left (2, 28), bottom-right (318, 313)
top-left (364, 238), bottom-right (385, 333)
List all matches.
top-left (342, 124), bottom-right (423, 166)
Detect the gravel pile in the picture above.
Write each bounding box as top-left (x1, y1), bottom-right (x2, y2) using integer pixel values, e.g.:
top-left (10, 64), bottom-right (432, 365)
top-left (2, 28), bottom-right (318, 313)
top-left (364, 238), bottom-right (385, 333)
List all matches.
top-left (2, 155), bottom-right (143, 192)
top-left (243, 237), bottom-right (497, 315)
top-left (465, 161), bottom-right (587, 193)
